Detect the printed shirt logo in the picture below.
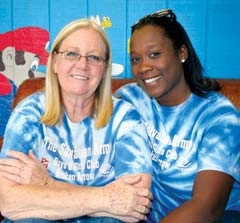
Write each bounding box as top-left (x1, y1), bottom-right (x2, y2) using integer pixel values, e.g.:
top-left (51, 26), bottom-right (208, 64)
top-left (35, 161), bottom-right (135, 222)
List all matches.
top-left (146, 123), bottom-right (193, 171)
top-left (42, 136), bottom-right (113, 183)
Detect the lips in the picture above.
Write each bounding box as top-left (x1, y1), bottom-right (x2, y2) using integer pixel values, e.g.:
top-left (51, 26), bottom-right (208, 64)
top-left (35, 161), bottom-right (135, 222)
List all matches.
top-left (144, 75), bottom-right (163, 84)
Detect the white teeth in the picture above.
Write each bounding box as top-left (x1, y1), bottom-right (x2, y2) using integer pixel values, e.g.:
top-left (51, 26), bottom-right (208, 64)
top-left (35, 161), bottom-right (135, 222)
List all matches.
top-left (144, 75), bottom-right (162, 84)
top-left (71, 75), bottom-right (88, 80)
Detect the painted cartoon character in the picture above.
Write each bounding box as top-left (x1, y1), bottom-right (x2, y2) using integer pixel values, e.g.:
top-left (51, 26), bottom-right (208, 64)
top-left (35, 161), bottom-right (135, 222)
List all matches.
top-left (0, 26), bottom-right (49, 86)
top-left (0, 26), bottom-right (49, 137)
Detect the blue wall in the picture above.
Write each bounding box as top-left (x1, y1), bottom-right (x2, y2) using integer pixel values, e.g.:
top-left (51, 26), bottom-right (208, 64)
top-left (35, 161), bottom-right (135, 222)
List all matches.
top-left (0, 0), bottom-right (240, 80)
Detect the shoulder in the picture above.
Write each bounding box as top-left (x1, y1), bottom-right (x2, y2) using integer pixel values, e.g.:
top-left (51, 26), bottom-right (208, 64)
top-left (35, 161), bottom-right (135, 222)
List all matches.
top-left (115, 83), bottom-right (151, 105)
top-left (201, 92), bottom-right (239, 114)
top-left (115, 83), bottom-right (143, 98)
top-left (13, 92), bottom-right (45, 115)
top-left (112, 96), bottom-right (141, 117)
top-left (192, 92), bottom-right (240, 133)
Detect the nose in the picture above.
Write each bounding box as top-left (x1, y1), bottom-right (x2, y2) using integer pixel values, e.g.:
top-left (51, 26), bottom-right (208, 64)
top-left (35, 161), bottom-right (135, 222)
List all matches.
top-left (75, 56), bottom-right (88, 67)
top-left (138, 58), bottom-right (153, 74)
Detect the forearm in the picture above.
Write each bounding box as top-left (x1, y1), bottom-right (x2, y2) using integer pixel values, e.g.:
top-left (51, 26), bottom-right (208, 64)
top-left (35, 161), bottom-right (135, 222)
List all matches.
top-left (1, 177), bottom-right (152, 221)
top-left (160, 199), bottom-right (220, 223)
top-left (0, 151), bottom-right (152, 221)
top-left (160, 171), bottom-right (232, 223)
top-left (1, 181), bottom-right (107, 220)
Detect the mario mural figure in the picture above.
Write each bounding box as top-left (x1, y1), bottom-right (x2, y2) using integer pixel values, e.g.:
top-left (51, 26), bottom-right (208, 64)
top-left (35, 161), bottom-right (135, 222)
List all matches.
top-left (0, 26), bottom-right (49, 137)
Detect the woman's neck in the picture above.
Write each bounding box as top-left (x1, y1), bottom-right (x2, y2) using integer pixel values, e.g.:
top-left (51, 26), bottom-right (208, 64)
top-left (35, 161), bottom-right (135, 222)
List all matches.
top-left (62, 94), bottom-right (94, 123)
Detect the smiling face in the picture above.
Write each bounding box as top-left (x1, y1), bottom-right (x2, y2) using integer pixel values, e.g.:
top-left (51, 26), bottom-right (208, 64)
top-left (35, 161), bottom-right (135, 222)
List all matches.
top-left (54, 28), bottom-right (107, 101)
top-left (130, 25), bottom-right (190, 105)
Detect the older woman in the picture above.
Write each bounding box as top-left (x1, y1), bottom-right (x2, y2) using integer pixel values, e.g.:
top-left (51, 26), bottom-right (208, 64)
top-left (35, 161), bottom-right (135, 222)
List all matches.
top-left (0, 18), bottom-right (152, 223)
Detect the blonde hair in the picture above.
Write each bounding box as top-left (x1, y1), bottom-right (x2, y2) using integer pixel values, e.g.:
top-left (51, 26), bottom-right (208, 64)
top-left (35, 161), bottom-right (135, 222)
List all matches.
top-left (41, 18), bottom-right (113, 129)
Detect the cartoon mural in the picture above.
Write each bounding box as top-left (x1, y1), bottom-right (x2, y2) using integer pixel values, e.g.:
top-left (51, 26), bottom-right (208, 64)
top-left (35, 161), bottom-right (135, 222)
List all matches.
top-left (0, 26), bottom-right (49, 86)
top-left (0, 26), bottom-right (49, 137)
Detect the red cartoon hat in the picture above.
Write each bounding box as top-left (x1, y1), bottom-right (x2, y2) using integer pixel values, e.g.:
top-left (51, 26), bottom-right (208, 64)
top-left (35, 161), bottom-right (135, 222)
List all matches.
top-left (0, 27), bottom-right (49, 65)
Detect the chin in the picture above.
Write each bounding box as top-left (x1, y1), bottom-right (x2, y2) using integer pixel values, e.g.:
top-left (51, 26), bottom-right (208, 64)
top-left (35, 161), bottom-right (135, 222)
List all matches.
top-left (144, 88), bottom-right (156, 98)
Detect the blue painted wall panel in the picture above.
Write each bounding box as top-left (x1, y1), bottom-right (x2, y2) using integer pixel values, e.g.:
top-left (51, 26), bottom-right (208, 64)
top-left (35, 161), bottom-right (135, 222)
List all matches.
top-left (12, 0), bottom-right (49, 30)
top-left (49, 0), bottom-right (88, 46)
top-left (0, 0), bottom-right (12, 33)
top-left (206, 1), bottom-right (240, 78)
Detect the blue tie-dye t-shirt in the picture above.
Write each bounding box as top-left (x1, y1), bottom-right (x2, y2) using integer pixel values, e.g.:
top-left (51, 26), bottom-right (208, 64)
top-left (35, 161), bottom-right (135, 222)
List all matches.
top-left (0, 92), bottom-right (152, 223)
top-left (115, 83), bottom-right (240, 223)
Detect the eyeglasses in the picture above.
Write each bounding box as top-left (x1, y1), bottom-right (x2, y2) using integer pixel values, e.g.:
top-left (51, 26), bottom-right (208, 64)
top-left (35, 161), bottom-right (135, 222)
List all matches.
top-left (55, 50), bottom-right (106, 65)
top-left (132, 9), bottom-right (176, 29)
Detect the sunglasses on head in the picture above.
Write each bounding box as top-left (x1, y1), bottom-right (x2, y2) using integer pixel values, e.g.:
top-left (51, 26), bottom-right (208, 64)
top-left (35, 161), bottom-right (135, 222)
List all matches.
top-left (132, 9), bottom-right (176, 28)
